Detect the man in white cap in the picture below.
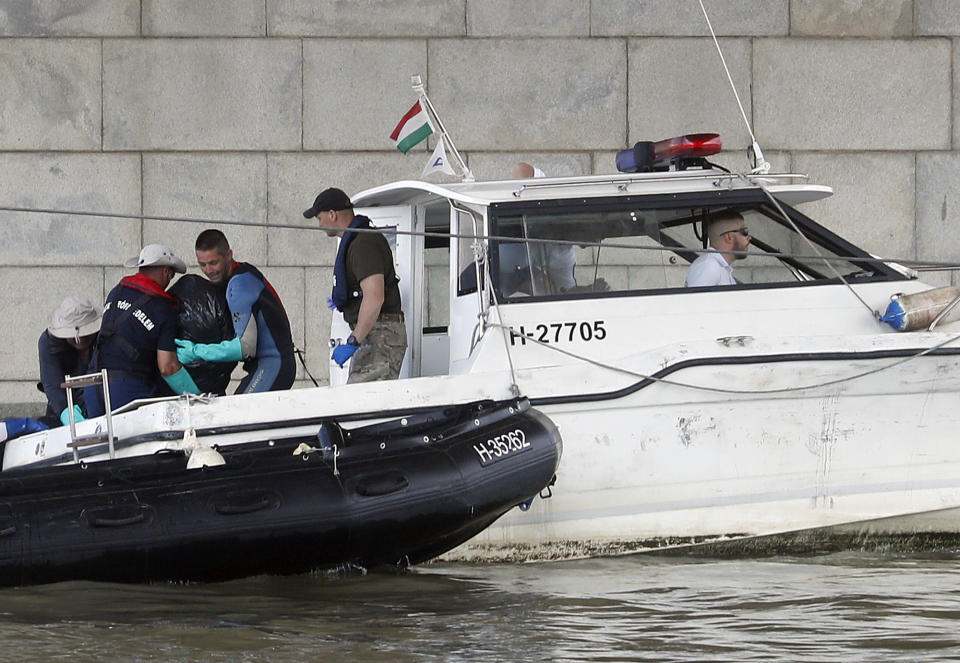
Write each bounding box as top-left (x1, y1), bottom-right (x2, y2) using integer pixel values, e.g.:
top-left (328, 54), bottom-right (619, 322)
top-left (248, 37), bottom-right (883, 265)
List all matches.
top-left (38, 297), bottom-right (102, 426)
top-left (84, 244), bottom-right (201, 415)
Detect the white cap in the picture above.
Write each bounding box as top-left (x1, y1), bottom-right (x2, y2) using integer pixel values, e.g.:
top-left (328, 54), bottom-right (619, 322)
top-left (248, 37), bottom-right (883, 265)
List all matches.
top-left (48, 297), bottom-right (102, 340)
top-left (123, 244), bottom-right (187, 274)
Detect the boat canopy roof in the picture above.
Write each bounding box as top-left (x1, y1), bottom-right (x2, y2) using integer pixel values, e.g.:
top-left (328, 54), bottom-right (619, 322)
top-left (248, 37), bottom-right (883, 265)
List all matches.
top-left (351, 169), bottom-right (833, 210)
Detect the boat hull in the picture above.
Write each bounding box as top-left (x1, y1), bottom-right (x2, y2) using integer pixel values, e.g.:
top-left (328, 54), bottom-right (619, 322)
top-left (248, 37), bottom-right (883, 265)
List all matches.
top-left (445, 303), bottom-right (960, 559)
top-left (0, 399), bottom-right (560, 586)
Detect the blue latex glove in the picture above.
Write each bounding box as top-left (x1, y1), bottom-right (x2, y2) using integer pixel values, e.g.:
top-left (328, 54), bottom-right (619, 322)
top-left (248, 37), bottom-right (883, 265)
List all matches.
top-left (326, 295), bottom-right (337, 310)
top-left (59, 404), bottom-right (85, 426)
top-left (332, 343), bottom-right (359, 367)
top-left (175, 338), bottom-right (198, 364)
top-left (163, 366), bottom-right (201, 395)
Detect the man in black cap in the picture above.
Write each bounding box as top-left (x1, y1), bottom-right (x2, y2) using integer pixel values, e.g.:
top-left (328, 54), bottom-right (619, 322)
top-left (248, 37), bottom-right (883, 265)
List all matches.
top-left (304, 188), bottom-right (406, 383)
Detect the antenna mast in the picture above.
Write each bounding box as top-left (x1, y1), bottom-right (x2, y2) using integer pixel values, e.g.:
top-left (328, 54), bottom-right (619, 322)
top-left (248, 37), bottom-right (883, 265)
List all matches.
top-left (698, 0), bottom-right (770, 174)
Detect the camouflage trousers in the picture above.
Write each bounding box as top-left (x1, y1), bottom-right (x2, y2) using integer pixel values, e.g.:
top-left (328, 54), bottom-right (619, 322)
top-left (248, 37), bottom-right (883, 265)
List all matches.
top-left (347, 316), bottom-right (407, 384)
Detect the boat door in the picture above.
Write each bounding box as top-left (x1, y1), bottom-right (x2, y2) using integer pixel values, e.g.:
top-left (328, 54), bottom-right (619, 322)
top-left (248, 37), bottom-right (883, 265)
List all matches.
top-left (448, 203), bottom-right (488, 373)
top-left (328, 205), bottom-right (415, 386)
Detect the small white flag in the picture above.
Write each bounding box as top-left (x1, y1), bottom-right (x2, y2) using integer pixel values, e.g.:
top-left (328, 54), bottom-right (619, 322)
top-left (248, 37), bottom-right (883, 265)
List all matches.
top-left (421, 139), bottom-right (456, 178)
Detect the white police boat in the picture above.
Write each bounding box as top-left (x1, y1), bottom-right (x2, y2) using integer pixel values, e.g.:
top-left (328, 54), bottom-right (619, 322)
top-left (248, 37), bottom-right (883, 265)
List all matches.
top-left (327, 132), bottom-right (960, 559)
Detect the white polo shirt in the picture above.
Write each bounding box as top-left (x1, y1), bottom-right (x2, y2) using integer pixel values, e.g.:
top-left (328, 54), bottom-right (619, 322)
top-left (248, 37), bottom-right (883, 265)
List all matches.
top-left (685, 248), bottom-right (736, 287)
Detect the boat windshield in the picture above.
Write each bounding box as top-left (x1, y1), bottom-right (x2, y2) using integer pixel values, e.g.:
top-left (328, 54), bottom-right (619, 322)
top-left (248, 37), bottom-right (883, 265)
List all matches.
top-left (485, 192), bottom-right (901, 299)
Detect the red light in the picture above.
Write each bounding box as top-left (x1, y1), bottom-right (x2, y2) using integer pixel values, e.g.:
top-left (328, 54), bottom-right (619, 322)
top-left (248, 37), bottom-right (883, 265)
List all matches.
top-left (652, 133), bottom-right (722, 163)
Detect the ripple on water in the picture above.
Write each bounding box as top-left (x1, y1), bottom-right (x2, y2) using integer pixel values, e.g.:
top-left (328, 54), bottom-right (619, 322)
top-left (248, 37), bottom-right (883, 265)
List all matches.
top-left (0, 553), bottom-right (957, 662)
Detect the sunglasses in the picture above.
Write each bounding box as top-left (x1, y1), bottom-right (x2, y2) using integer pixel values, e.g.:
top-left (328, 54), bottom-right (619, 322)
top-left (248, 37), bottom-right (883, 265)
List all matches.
top-left (723, 227), bottom-right (750, 237)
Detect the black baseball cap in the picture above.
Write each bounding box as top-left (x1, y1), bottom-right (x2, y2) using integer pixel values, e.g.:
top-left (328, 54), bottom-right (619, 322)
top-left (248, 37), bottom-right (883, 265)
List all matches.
top-left (303, 187), bottom-right (353, 218)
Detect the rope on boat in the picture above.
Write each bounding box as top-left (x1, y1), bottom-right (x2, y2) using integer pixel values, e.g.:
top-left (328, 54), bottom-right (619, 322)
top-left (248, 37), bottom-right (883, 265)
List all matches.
top-left (486, 322), bottom-right (960, 396)
top-left (749, 176), bottom-right (881, 320)
top-left (0, 204), bottom-right (956, 271)
top-left (697, 0), bottom-right (882, 320)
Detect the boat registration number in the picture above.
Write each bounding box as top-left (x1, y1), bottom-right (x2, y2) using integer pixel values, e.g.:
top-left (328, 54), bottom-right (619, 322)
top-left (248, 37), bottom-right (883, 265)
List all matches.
top-left (509, 320), bottom-right (607, 346)
top-left (473, 429), bottom-right (529, 466)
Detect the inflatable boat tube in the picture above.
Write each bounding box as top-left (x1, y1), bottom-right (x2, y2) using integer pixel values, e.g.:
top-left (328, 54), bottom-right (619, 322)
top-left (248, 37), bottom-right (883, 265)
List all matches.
top-left (0, 397), bottom-right (560, 587)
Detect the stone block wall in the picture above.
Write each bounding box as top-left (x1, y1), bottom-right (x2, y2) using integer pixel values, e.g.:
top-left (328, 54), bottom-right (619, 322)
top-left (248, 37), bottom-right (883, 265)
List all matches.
top-left (1, 0), bottom-right (958, 414)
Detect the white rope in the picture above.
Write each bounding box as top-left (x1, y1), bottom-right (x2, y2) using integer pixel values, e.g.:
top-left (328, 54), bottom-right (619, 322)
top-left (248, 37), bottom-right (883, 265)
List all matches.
top-left (487, 322), bottom-right (960, 396)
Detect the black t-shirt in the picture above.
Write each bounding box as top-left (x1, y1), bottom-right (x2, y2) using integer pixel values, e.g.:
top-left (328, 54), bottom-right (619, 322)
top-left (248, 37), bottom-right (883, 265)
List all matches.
top-left (342, 232), bottom-right (402, 325)
top-left (96, 279), bottom-right (178, 380)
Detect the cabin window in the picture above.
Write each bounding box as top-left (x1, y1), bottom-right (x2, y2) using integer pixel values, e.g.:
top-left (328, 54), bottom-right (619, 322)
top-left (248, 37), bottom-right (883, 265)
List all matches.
top-left (488, 195), bottom-right (896, 300)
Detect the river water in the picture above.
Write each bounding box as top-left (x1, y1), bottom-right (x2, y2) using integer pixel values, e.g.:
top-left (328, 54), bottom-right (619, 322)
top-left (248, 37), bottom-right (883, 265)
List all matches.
top-left (1, 552), bottom-right (958, 662)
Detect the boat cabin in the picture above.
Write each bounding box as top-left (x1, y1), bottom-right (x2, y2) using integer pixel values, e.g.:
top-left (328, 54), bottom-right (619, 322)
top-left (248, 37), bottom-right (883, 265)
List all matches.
top-left (345, 168), bottom-right (911, 383)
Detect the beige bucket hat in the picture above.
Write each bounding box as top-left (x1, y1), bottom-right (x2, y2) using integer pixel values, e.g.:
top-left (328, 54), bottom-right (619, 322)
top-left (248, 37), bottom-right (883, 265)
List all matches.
top-left (48, 297), bottom-right (103, 340)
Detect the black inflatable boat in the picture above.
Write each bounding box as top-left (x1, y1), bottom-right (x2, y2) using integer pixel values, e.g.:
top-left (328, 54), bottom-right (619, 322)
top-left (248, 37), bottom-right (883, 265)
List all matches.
top-left (0, 397), bottom-right (560, 586)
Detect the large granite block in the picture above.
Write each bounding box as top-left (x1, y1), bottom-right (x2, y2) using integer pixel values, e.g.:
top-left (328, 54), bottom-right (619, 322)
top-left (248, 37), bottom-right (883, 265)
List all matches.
top-left (430, 39), bottom-right (626, 151)
top-left (629, 38), bottom-right (753, 149)
top-left (917, 153), bottom-right (960, 278)
top-left (791, 0), bottom-right (913, 37)
top-left (465, 152), bottom-right (592, 181)
top-left (0, 39), bottom-right (100, 149)
top-left (303, 40), bottom-right (427, 150)
top-left (143, 0), bottom-right (265, 36)
top-left (142, 154), bottom-right (268, 269)
top-left (0, 266), bottom-right (104, 380)
top-left (592, 0), bottom-right (788, 36)
top-left (954, 45), bottom-right (960, 148)
top-left (467, 0), bottom-right (588, 36)
top-left (755, 39), bottom-right (951, 150)
top-left (103, 40), bottom-right (301, 150)
top-left (0, 153), bottom-right (141, 266)
top-left (917, 0), bottom-right (960, 36)
top-left (266, 152), bottom-right (420, 267)
top-left (0, 0), bottom-right (137, 36)
top-left (268, 0), bottom-right (464, 36)
top-left (0, 381), bottom-right (46, 418)
top-left (793, 153), bottom-right (916, 261)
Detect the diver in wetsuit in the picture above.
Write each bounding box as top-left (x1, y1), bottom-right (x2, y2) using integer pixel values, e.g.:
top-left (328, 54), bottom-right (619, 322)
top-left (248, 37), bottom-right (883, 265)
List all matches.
top-left (175, 229), bottom-right (295, 394)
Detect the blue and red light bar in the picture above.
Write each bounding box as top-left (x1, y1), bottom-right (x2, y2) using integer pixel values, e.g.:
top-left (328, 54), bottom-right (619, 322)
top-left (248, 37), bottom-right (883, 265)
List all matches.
top-left (616, 133), bottom-right (722, 173)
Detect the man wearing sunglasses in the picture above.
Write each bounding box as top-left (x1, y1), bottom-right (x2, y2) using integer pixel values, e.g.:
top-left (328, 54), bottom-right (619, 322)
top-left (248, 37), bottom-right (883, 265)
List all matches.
top-left (685, 211), bottom-right (751, 288)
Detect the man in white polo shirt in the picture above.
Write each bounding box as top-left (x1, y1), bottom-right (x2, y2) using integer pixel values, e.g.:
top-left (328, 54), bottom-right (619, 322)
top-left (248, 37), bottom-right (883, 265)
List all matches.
top-left (685, 211), bottom-right (751, 287)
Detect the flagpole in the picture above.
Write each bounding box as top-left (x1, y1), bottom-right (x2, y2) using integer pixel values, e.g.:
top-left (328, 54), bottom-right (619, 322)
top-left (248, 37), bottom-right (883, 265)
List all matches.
top-left (411, 75), bottom-right (474, 182)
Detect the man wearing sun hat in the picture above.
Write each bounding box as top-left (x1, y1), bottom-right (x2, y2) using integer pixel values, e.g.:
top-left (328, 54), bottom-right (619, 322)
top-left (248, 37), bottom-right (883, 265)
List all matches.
top-left (84, 244), bottom-right (201, 416)
top-left (37, 297), bottom-right (102, 427)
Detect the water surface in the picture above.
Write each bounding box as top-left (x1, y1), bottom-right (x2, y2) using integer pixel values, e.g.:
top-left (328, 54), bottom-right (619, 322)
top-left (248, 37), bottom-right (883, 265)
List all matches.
top-left (2, 553), bottom-right (958, 662)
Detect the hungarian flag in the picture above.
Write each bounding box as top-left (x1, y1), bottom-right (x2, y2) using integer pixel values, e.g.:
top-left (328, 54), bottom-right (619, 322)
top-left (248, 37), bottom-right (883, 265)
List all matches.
top-left (390, 101), bottom-right (433, 153)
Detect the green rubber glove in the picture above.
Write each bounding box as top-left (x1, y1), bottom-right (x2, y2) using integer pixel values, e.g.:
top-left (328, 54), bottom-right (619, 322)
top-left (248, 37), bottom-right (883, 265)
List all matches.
top-left (163, 366), bottom-right (201, 395)
top-left (60, 404), bottom-right (85, 426)
top-left (194, 337), bottom-right (244, 363)
top-left (174, 338), bottom-right (198, 364)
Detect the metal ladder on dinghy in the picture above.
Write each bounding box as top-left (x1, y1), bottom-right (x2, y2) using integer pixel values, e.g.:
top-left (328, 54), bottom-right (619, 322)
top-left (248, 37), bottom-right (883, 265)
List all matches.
top-left (62, 369), bottom-right (116, 463)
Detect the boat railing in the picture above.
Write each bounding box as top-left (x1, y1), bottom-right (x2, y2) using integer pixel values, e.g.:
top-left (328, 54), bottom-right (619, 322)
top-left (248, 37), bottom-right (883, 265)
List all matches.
top-left (62, 369), bottom-right (117, 463)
